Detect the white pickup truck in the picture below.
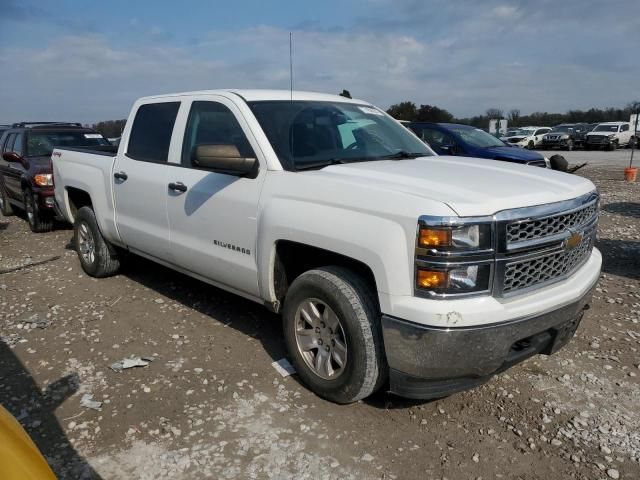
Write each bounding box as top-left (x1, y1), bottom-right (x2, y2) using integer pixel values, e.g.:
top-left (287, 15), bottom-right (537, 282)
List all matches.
top-left (52, 90), bottom-right (602, 403)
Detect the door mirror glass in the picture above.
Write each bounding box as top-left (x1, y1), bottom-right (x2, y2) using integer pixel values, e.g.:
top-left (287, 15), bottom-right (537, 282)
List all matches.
top-left (2, 151), bottom-right (22, 163)
top-left (193, 144), bottom-right (257, 177)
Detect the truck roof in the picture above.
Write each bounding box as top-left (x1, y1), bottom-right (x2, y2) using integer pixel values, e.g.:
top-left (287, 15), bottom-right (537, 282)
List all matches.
top-left (596, 121), bottom-right (629, 125)
top-left (137, 89), bottom-right (369, 105)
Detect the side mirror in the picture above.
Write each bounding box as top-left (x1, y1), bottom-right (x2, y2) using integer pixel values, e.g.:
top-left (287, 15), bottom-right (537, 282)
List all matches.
top-left (2, 151), bottom-right (22, 163)
top-left (192, 144), bottom-right (258, 177)
top-left (439, 144), bottom-right (455, 155)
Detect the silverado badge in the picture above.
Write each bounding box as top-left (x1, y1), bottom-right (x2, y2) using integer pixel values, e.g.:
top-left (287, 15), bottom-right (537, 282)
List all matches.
top-left (564, 230), bottom-right (583, 251)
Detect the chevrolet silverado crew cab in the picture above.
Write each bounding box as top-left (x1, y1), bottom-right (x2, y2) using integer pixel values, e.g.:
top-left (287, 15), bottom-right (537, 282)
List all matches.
top-left (0, 122), bottom-right (112, 231)
top-left (52, 90), bottom-right (601, 403)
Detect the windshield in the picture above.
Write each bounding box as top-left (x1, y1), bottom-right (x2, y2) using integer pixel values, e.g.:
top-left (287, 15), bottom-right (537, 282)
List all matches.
top-left (26, 130), bottom-right (109, 157)
top-left (551, 125), bottom-right (573, 133)
top-left (514, 129), bottom-right (535, 136)
top-left (448, 126), bottom-right (506, 148)
top-left (247, 101), bottom-right (432, 170)
top-left (593, 125), bottom-right (619, 132)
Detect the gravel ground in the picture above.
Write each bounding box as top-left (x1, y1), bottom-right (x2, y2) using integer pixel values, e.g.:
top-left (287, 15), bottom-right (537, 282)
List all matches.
top-left (1, 164), bottom-right (639, 480)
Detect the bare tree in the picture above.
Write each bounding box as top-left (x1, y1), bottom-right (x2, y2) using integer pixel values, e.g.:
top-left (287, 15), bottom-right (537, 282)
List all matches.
top-left (486, 108), bottom-right (503, 119)
top-left (508, 109), bottom-right (521, 125)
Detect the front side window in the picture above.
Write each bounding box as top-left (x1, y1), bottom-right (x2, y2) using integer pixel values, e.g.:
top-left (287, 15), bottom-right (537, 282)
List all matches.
top-left (127, 102), bottom-right (180, 163)
top-left (12, 132), bottom-right (24, 156)
top-left (412, 127), bottom-right (455, 148)
top-left (248, 101), bottom-right (432, 171)
top-left (3, 133), bottom-right (16, 153)
top-left (181, 101), bottom-right (254, 167)
top-left (621, 124), bottom-right (629, 132)
top-left (25, 130), bottom-right (109, 157)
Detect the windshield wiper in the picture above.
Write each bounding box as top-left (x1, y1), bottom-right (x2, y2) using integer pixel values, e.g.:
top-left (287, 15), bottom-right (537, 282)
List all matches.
top-left (294, 157), bottom-right (371, 171)
top-left (376, 151), bottom-right (426, 160)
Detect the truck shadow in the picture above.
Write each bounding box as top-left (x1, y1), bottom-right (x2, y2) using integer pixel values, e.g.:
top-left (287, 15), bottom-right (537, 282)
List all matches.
top-left (602, 202), bottom-right (640, 219)
top-left (119, 254), bottom-right (425, 409)
top-left (596, 238), bottom-right (640, 279)
top-left (0, 341), bottom-right (104, 479)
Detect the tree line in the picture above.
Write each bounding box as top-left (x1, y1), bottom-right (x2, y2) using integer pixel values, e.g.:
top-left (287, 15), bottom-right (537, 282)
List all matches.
top-left (386, 101), bottom-right (640, 128)
top-left (88, 100), bottom-right (640, 137)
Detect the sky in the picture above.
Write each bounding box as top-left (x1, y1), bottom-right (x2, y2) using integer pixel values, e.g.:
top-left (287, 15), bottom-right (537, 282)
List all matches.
top-left (0, 0), bottom-right (639, 124)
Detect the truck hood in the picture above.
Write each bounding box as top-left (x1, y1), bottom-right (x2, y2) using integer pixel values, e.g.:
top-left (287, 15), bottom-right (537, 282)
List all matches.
top-left (479, 146), bottom-right (544, 161)
top-left (306, 156), bottom-right (595, 217)
top-left (586, 132), bottom-right (614, 137)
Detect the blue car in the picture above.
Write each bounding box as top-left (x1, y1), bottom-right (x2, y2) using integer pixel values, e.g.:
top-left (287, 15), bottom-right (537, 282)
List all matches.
top-left (408, 122), bottom-right (548, 168)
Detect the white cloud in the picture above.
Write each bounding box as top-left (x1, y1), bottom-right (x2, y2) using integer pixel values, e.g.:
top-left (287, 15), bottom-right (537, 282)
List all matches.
top-left (0, 10), bottom-right (638, 124)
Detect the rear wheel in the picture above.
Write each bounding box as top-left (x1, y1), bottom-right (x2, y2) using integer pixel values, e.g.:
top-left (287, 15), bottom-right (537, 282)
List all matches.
top-left (0, 178), bottom-right (14, 216)
top-left (282, 266), bottom-right (386, 404)
top-left (74, 206), bottom-right (120, 277)
top-left (23, 188), bottom-right (53, 232)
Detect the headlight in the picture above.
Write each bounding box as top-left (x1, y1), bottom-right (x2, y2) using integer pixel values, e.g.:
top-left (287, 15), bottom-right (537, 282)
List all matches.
top-left (34, 174), bottom-right (53, 186)
top-left (608, 134), bottom-right (616, 139)
top-left (418, 224), bottom-right (491, 251)
top-left (560, 134), bottom-right (570, 139)
top-left (416, 264), bottom-right (492, 295)
top-left (416, 217), bottom-right (493, 297)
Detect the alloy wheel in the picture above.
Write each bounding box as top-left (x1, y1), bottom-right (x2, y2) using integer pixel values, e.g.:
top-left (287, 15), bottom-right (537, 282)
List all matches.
top-left (294, 298), bottom-right (347, 380)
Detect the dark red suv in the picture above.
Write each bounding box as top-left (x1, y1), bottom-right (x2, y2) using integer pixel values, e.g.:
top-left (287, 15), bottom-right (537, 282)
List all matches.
top-left (0, 123), bottom-right (111, 232)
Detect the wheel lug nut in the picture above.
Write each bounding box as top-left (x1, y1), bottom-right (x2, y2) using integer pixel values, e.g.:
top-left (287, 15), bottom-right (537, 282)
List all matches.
top-left (325, 346), bottom-right (330, 352)
top-left (318, 339), bottom-right (323, 345)
top-left (315, 327), bottom-right (320, 333)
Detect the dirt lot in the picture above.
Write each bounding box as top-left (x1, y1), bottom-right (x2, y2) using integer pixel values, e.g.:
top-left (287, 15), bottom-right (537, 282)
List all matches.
top-left (1, 164), bottom-right (639, 480)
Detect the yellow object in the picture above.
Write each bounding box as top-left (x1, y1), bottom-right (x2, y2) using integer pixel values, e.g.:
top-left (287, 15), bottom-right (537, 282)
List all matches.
top-left (0, 405), bottom-right (56, 479)
top-left (419, 227), bottom-right (451, 247)
top-left (417, 269), bottom-right (448, 289)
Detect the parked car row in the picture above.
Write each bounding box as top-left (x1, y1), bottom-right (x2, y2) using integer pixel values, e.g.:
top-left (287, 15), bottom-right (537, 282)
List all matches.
top-left (500, 122), bottom-right (636, 151)
top-left (1, 90), bottom-right (602, 405)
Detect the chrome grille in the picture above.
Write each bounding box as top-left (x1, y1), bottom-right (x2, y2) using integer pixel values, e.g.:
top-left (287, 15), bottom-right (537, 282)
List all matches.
top-left (502, 235), bottom-right (592, 294)
top-left (506, 201), bottom-right (597, 245)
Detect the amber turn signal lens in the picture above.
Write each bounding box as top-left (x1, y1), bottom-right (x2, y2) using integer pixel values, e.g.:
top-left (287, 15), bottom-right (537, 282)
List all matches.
top-left (417, 269), bottom-right (448, 289)
top-left (34, 174), bottom-right (53, 186)
top-left (419, 227), bottom-right (451, 247)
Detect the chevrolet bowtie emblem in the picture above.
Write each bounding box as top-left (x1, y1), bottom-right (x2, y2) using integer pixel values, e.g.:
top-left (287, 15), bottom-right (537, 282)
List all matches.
top-left (564, 230), bottom-right (583, 251)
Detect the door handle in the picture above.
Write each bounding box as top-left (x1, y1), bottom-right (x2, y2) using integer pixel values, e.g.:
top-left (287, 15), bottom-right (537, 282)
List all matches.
top-left (168, 182), bottom-right (188, 193)
top-left (114, 171), bottom-right (128, 181)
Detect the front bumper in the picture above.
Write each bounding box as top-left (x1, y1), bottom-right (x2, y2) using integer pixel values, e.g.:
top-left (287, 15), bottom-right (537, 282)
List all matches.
top-left (542, 139), bottom-right (571, 148)
top-left (382, 279), bottom-right (597, 399)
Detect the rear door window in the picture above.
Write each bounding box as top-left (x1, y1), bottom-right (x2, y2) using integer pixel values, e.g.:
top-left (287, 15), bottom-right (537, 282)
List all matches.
top-left (127, 102), bottom-right (180, 163)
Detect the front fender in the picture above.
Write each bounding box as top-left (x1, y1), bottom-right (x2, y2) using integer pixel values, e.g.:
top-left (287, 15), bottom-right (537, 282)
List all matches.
top-left (256, 197), bottom-right (416, 304)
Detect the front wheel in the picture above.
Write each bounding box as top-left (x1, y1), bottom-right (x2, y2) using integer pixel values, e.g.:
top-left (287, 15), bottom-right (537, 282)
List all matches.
top-left (23, 188), bottom-right (53, 232)
top-left (607, 140), bottom-right (618, 151)
top-left (565, 140), bottom-right (574, 151)
top-left (527, 140), bottom-right (534, 150)
top-left (282, 266), bottom-right (386, 404)
top-left (74, 206), bottom-right (120, 277)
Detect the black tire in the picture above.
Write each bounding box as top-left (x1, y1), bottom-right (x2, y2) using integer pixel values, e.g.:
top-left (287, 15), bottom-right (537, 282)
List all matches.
top-left (607, 140), bottom-right (618, 151)
top-left (23, 188), bottom-right (53, 232)
top-left (0, 178), bottom-right (14, 216)
top-left (527, 140), bottom-right (534, 150)
top-left (282, 266), bottom-right (386, 404)
top-left (565, 140), bottom-right (574, 151)
top-left (73, 206), bottom-right (120, 277)
top-left (584, 144), bottom-right (592, 151)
